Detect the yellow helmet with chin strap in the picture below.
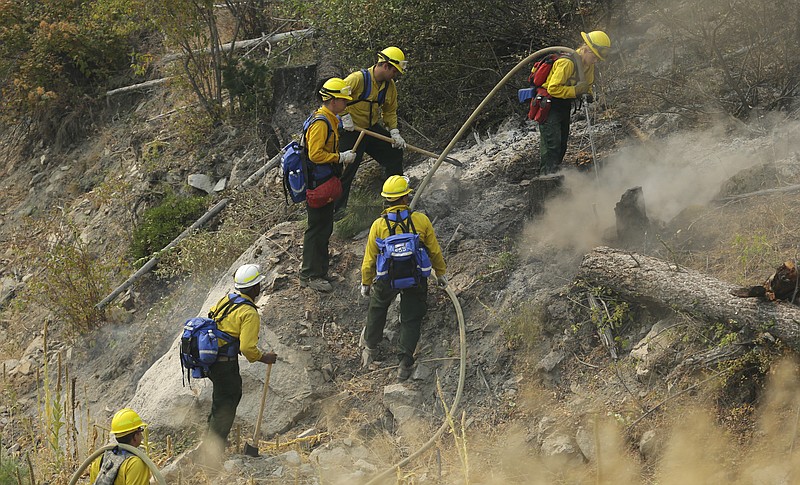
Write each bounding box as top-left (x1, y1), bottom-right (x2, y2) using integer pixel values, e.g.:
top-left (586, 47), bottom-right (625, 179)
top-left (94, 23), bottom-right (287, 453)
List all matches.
top-left (377, 46), bottom-right (407, 74)
top-left (381, 175), bottom-right (413, 200)
top-left (319, 77), bottom-right (353, 101)
top-left (581, 30), bottom-right (611, 61)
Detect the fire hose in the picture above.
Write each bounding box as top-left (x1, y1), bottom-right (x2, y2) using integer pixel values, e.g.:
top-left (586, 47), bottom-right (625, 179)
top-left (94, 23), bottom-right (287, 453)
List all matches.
top-left (364, 46), bottom-right (586, 483)
top-left (68, 443), bottom-right (166, 485)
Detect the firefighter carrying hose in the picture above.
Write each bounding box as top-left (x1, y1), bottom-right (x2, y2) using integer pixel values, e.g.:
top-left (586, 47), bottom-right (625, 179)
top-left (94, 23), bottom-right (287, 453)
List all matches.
top-left (532, 30), bottom-right (611, 175)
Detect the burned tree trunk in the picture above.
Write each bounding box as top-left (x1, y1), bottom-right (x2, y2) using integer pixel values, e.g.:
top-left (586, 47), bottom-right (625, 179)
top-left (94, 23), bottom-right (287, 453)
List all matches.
top-left (578, 246), bottom-right (800, 351)
top-left (614, 186), bottom-right (649, 247)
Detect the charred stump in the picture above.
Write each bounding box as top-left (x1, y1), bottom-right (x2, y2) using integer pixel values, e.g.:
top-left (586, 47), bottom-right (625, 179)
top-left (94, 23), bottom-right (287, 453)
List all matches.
top-left (614, 186), bottom-right (649, 247)
top-left (732, 260), bottom-right (799, 304)
top-left (527, 174), bottom-right (564, 217)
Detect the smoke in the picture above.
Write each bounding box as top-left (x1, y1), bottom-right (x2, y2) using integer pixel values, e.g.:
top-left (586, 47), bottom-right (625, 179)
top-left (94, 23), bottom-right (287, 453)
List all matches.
top-left (522, 116), bottom-right (800, 256)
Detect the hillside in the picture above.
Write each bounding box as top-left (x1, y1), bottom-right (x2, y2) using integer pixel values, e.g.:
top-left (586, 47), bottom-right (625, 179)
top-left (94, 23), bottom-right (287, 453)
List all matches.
top-left (2, 0), bottom-right (800, 484)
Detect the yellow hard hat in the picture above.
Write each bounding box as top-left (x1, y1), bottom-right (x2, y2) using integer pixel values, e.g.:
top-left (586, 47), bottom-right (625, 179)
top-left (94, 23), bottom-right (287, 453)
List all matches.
top-left (378, 46), bottom-right (407, 74)
top-left (581, 30), bottom-right (611, 61)
top-left (111, 408), bottom-right (146, 436)
top-left (319, 77), bottom-right (353, 101)
top-left (381, 175), bottom-right (413, 200)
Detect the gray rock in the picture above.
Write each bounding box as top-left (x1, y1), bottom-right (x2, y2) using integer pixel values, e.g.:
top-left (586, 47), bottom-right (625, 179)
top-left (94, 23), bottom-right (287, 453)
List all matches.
top-left (187, 174), bottom-right (215, 194)
top-left (541, 432), bottom-right (581, 462)
top-left (536, 350), bottom-right (565, 373)
top-left (638, 429), bottom-right (659, 461)
top-left (213, 177), bottom-right (227, 192)
top-left (575, 426), bottom-right (595, 462)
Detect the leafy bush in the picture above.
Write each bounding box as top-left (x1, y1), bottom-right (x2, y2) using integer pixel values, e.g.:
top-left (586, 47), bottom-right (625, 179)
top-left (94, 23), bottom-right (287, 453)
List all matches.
top-left (23, 222), bottom-right (118, 334)
top-left (130, 192), bottom-right (209, 263)
top-left (278, 0), bottom-right (588, 141)
top-left (0, 0), bottom-right (155, 123)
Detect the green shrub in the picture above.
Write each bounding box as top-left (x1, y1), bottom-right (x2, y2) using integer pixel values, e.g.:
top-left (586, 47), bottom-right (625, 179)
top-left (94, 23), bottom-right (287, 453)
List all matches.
top-left (130, 192), bottom-right (209, 263)
top-left (334, 188), bottom-right (384, 239)
top-left (278, 0), bottom-right (587, 141)
top-left (0, 0), bottom-right (154, 121)
top-left (0, 451), bottom-right (28, 485)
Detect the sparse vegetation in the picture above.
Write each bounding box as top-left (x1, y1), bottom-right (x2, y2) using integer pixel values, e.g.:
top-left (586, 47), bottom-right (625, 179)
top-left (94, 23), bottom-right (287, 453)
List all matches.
top-left (497, 301), bottom-right (545, 351)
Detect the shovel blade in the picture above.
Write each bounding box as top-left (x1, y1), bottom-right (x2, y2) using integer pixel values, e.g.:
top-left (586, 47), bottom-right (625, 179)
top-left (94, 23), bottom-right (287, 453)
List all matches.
top-left (243, 442), bottom-right (259, 457)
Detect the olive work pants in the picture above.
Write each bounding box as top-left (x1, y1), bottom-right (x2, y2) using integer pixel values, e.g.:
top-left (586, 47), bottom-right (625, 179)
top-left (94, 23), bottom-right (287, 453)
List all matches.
top-left (364, 278), bottom-right (428, 363)
top-left (334, 124), bottom-right (403, 213)
top-left (537, 101), bottom-right (572, 175)
top-left (300, 201), bottom-right (334, 281)
top-left (207, 360), bottom-right (242, 443)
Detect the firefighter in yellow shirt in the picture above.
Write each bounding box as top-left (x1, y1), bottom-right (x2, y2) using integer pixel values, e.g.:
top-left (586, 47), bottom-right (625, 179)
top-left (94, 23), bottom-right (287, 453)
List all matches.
top-left (335, 46), bottom-right (407, 218)
top-left (299, 77), bottom-right (356, 292)
top-left (359, 176), bottom-right (447, 380)
top-left (89, 408), bottom-right (150, 485)
top-left (205, 264), bottom-right (277, 452)
top-left (538, 31), bottom-right (611, 174)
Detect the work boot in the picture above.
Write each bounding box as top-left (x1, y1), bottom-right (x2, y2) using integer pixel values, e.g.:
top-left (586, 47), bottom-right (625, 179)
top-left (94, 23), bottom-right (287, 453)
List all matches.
top-left (300, 278), bottom-right (333, 292)
top-left (361, 347), bottom-right (377, 368)
top-left (397, 356), bottom-right (414, 381)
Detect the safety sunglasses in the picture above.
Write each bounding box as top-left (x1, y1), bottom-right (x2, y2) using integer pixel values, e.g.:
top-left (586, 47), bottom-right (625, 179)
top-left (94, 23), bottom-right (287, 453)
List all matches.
top-left (380, 54), bottom-right (408, 71)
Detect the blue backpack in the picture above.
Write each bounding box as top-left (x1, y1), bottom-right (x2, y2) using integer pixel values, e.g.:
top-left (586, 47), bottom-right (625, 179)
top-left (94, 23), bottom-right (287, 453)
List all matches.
top-left (375, 210), bottom-right (433, 289)
top-left (179, 293), bottom-right (256, 384)
top-left (281, 114), bottom-right (337, 204)
top-left (348, 68), bottom-right (389, 107)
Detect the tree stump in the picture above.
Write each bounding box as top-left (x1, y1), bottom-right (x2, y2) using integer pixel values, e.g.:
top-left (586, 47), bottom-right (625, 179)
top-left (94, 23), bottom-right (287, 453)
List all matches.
top-left (614, 186), bottom-right (649, 247)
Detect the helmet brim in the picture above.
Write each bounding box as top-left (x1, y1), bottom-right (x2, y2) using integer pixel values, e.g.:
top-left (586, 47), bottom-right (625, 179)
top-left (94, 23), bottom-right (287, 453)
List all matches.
top-left (581, 31), bottom-right (606, 61)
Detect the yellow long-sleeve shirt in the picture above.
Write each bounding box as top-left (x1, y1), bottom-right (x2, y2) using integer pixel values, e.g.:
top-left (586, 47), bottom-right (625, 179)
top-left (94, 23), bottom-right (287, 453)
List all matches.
top-left (361, 204), bottom-right (446, 285)
top-left (89, 450), bottom-right (150, 485)
top-left (210, 292), bottom-right (263, 363)
top-left (543, 57), bottom-right (595, 100)
top-left (342, 66), bottom-right (399, 130)
top-left (305, 105), bottom-right (342, 165)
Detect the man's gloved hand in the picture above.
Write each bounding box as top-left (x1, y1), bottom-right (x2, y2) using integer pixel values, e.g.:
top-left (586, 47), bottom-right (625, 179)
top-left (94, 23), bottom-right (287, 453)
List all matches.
top-left (584, 94), bottom-right (594, 104)
top-left (262, 352), bottom-right (277, 364)
top-left (389, 129), bottom-right (406, 149)
top-left (360, 284), bottom-right (371, 297)
top-left (574, 81), bottom-right (590, 96)
top-left (436, 275), bottom-right (448, 288)
top-left (340, 113), bottom-right (355, 131)
top-left (339, 150), bottom-right (356, 164)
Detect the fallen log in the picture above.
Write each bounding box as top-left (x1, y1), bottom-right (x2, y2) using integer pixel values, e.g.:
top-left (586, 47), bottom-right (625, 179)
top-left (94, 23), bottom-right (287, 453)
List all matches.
top-left (160, 29), bottom-right (314, 64)
top-left (578, 246), bottom-right (800, 351)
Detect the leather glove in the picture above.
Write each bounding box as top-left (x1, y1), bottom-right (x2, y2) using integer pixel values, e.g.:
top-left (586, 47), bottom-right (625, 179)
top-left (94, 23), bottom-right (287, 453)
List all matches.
top-left (262, 352), bottom-right (277, 364)
top-left (437, 275), bottom-right (448, 288)
top-left (584, 94), bottom-right (594, 104)
top-left (574, 81), bottom-right (590, 96)
top-left (340, 113), bottom-right (355, 131)
top-left (339, 150), bottom-right (356, 164)
top-left (360, 284), bottom-right (371, 297)
top-left (389, 129), bottom-right (406, 149)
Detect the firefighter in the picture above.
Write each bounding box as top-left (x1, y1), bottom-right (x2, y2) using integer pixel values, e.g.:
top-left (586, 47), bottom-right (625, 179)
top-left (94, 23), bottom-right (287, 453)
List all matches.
top-left (205, 264), bottom-right (277, 453)
top-left (89, 408), bottom-right (151, 485)
top-left (359, 176), bottom-right (447, 380)
top-left (538, 30), bottom-right (611, 174)
top-left (300, 77), bottom-right (356, 292)
top-left (335, 46), bottom-right (408, 218)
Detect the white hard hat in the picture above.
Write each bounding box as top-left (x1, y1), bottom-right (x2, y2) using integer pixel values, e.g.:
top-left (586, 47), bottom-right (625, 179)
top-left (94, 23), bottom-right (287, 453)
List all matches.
top-left (234, 263), bottom-right (265, 289)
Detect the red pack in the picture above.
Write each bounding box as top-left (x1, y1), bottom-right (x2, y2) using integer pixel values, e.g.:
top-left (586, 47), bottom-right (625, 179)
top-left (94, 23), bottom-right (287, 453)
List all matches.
top-left (528, 53), bottom-right (569, 89)
top-left (305, 176), bottom-right (342, 209)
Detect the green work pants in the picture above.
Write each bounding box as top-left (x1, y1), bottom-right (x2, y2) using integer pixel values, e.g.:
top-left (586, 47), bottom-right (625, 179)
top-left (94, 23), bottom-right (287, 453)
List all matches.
top-left (301, 201), bottom-right (334, 281)
top-left (207, 360), bottom-right (242, 443)
top-left (538, 101), bottom-right (572, 175)
top-left (335, 124), bottom-right (403, 213)
top-left (364, 278), bottom-right (428, 362)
